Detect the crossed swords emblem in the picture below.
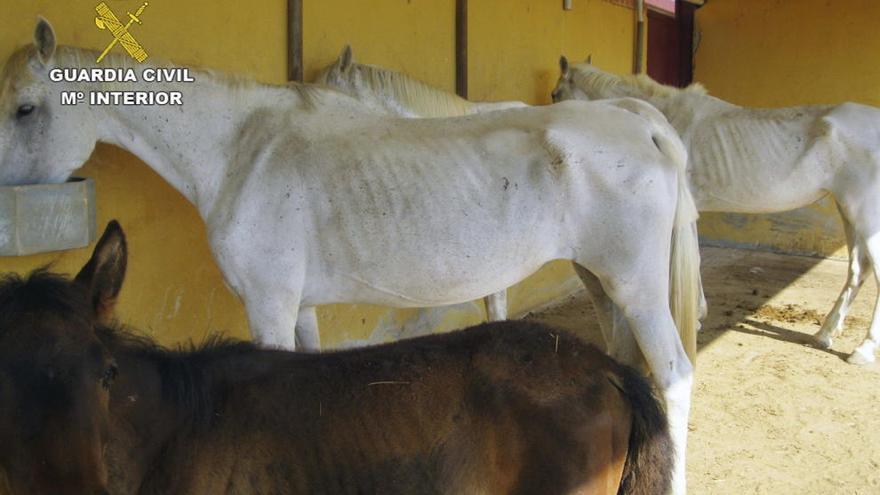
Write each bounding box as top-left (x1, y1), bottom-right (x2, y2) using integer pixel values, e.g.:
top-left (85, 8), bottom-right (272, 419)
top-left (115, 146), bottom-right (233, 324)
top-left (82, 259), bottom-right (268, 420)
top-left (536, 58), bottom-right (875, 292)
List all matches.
top-left (95, 2), bottom-right (149, 63)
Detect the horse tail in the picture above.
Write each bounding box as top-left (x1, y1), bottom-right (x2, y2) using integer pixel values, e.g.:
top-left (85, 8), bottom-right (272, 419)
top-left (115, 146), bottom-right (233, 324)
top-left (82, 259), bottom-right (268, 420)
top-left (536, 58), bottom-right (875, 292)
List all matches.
top-left (665, 134), bottom-right (700, 364)
top-left (644, 105), bottom-right (701, 365)
top-left (611, 364), bottom-right (674, 495)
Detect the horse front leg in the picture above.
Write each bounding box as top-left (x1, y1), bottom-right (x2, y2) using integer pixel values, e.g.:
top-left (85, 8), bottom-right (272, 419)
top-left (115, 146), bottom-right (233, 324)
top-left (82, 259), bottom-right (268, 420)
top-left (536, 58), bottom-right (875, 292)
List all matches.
top-left (484, 290), bottom-right (508, 321)
top-left (240, 289), bottom-right (302, 351)
top-left (208, 227), bottom-right (313, 350)
top-left (295, 306), bottom-right (321, 351)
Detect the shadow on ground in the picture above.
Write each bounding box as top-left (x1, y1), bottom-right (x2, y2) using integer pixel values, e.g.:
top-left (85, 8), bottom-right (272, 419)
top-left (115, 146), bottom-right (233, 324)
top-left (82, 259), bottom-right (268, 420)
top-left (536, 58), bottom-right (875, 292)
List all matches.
top-left (529, 246), bottom-right (858, 361)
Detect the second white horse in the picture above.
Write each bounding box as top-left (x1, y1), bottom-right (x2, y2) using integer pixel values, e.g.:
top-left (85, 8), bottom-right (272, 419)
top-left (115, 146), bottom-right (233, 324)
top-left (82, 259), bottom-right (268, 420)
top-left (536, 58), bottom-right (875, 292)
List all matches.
top-left (554, 56), bottom-right (880, 365)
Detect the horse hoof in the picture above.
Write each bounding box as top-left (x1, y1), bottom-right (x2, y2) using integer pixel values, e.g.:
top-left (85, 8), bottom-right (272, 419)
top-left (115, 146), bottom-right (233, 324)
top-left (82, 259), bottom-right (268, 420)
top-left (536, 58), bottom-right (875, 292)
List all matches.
top-left (846, 349), bottom-right (876, 366)
top-left (812, 334), bottom-right (833, 350)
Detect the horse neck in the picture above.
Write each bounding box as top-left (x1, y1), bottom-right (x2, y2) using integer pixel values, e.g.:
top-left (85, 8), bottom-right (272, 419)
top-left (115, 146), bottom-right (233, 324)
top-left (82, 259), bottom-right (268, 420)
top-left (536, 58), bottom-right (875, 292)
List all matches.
top-left (101, 339), bottom-right (188, 489)
top-left (642, 91), bottom-right (739, 140)
top-left (102, 329), bottom-right (299, 444)
top-left (575, 70), bottom-right (670, 109)
top-left (352, 64), bottom-right (473, 117)
top-left (100, 331), bottom-right (308, 488)
top-left (581, 74), bottom-right (738, 136)
top-left (79, 58), bottom-right (300, 217)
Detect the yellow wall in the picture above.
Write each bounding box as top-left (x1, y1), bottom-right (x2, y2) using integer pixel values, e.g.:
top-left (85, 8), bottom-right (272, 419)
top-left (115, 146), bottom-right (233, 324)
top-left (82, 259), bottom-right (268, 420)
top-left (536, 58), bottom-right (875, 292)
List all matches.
top-left (470, 0), bottom-right (635, 104)
top-left (693, 0), bottom-right (880, 257)
top-left (304, 0), bottom-right (456, 91)
top-left (0, 0), bottom-right (635, 348)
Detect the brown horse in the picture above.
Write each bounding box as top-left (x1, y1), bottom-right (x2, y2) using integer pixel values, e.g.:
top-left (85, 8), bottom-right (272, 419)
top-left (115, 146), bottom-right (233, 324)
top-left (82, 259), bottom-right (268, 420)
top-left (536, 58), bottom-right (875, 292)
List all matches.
top-left (0, 221), bottom-right (672, 495)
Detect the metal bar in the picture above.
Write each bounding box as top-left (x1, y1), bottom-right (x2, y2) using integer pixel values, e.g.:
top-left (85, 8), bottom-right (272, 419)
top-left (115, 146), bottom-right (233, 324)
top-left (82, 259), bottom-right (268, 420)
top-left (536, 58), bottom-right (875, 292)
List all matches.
top-left (633, 0), bottom-right (645, 74)
top-left (288, 0), bottom-right (303, 82)
top-left (455, 0), bottom-right (468, 98)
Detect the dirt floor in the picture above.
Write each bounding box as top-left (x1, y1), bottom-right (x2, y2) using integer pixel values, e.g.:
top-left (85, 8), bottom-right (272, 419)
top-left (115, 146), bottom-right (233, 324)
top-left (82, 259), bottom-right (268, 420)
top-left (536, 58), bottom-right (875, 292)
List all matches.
top-left (528, 246), bottom-right (880, 494)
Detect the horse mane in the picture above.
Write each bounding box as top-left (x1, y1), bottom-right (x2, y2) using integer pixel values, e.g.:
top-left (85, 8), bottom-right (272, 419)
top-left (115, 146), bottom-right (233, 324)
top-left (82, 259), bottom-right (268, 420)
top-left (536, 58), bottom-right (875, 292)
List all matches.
top-left (570, 63), bottom-right (707, 98)
top-left (350, 62), bottom-right (473, 117)
top-left (1, 45), bottom-right (36, 87)
top-left (96, 325), bottom-right (258, 431)
top-left (0, 269), bottom-right (92, 330)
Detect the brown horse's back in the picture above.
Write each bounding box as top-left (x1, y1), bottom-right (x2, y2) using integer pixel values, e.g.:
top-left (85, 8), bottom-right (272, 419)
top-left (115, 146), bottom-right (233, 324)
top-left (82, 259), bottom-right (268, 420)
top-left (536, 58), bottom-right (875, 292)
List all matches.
top-left (134, 321), bottom-right (670, 494)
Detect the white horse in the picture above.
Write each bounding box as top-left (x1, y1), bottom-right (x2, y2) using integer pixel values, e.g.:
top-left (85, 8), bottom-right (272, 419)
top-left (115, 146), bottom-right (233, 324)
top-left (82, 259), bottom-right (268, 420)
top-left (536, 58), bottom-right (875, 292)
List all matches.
top-left (313, 45), bottom-right (528, 322)
top-left (2, 21), bottom-right (700, 492)
top-left (315, 48), bottom-right (708, 358)
top-left (553, 56), bottom-right (880, 365)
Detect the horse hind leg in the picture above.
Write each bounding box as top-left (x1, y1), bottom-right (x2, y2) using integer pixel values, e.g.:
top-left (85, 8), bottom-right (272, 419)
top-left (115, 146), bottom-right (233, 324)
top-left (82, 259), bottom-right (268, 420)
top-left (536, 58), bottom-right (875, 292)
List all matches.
top-left (844, 231), bottom-right (880, 365)
top-left (484, 290), bottom-right (508, 321)
top-left (604, 280), bottom-right (692, 495)
top-left (827, 190), bottom-right (880, 364)
top-left (575, 260), bottom-right (691, 494)
top-left (814, 214), bottom-right (870, 349)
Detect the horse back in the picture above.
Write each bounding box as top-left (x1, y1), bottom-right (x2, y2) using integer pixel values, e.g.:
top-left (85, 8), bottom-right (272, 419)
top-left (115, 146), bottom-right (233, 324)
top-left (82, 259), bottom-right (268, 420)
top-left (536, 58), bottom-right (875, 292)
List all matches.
top-left (155, 321), bottom-right (655, 494)
top-left (684, 103), bottom-right (850, 212)
top-left (227, 101), bottom-right (681, 308)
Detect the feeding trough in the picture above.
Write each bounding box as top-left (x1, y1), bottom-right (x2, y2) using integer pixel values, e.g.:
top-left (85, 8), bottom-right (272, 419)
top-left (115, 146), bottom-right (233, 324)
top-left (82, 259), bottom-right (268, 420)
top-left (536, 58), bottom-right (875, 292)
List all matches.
top-left (0, 177), bottom-right (97, 256)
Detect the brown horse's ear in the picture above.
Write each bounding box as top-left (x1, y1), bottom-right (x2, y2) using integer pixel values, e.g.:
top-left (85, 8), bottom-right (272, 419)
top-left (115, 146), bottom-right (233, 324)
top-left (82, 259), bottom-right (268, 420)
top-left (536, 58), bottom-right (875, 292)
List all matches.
top-left (559, 55), bottom-right (569, 77)
top-left (75, 220), bottom-right (128, 324)
top-left (339, 44), bottom-right (353, 72)
top-left (34, 16), bottom-right (57, 65)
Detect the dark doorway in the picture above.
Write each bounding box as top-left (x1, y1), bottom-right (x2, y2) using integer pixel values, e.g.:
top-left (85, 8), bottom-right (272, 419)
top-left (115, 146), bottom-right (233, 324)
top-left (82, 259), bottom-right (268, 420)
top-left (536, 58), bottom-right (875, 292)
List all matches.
top-left (647, 0), bottom-right (696, 87)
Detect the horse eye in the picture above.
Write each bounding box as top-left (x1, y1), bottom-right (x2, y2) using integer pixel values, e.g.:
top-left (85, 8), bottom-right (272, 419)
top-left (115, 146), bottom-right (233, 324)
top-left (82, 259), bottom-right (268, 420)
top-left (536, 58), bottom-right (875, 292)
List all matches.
top-left (101, 364), bottom-right (118, 390)
top-left (16, 104), bottom-right (35, 118)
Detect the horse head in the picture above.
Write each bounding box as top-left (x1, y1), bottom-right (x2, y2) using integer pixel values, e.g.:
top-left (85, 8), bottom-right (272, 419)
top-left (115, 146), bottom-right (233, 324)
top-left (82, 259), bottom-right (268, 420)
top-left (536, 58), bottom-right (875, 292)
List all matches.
top-left (551, 54), bottom-right (595, 103)
top-left (0, 221), bottom-right (126, 494)
top-left (0, 18), bottom-right (100, 185)
top-left (313, 44), bottom-right (355, 92)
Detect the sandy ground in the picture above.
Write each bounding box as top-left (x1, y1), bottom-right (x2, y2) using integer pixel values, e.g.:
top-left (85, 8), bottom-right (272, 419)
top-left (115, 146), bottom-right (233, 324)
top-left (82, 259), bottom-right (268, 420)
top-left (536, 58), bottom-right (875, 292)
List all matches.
top-left (528, 246), bottom-right (880, 494)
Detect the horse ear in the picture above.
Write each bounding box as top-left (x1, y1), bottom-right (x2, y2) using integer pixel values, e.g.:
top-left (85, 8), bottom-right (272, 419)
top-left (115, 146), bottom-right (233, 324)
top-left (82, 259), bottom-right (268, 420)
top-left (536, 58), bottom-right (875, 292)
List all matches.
top-left (586, 54), bottom-right (593, 65)
top-left (34, 16), bottom-right (57, 65)
top-left (559, 55), bottom-right (569, 77)
top-left (339, 45), bottom-right (353, 72)
top-left (75, 220), bottom-right (128, 324)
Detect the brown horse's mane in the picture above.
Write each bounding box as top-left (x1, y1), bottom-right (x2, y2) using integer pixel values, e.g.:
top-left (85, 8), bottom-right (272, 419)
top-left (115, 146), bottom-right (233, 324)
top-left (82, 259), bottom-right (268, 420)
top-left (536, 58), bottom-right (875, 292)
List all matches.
top-left (96, 325), bottom-right (258, 431)
top-left (0, 269), bottom-right (92, 327)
